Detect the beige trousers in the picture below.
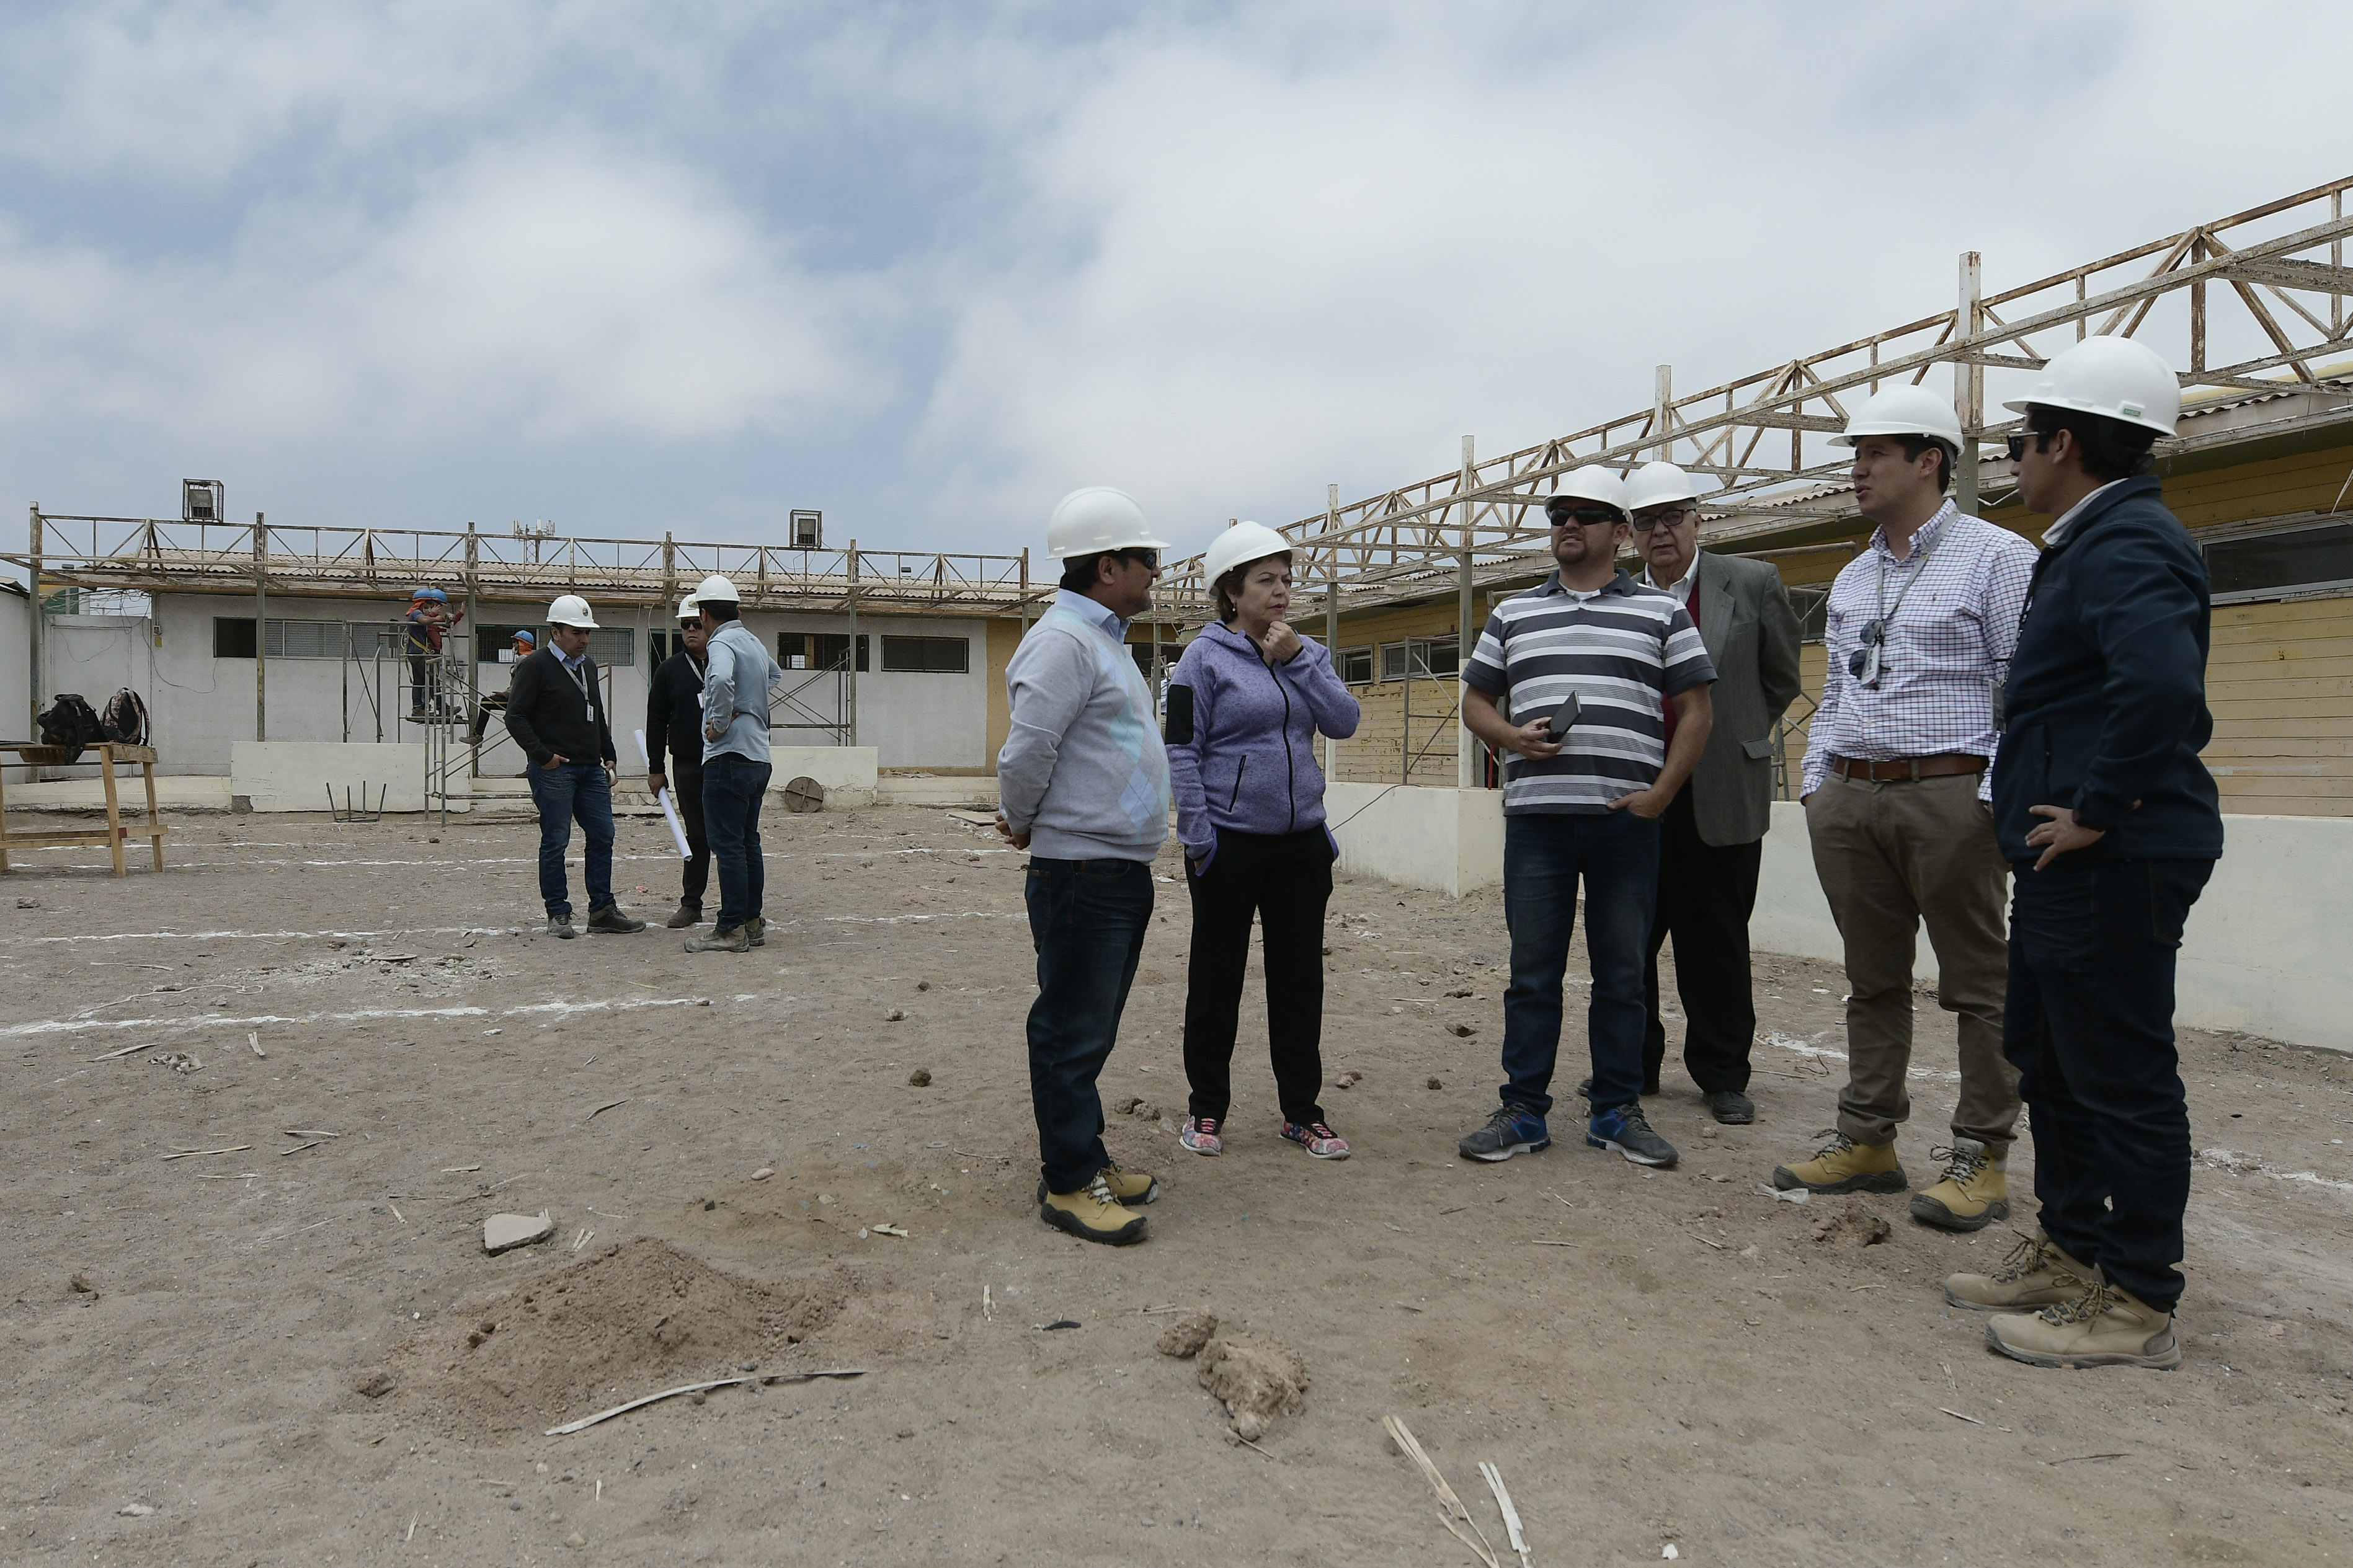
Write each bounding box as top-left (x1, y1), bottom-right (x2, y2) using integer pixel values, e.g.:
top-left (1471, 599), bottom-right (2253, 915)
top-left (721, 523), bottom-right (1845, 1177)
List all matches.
top-left (1805, 771), bottom-right (2017, 1151)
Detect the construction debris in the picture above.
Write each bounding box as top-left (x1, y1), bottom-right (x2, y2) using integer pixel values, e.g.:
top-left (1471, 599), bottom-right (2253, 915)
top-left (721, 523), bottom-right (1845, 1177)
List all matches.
top-left (1383, 1415), bottom-right (1498, 1568)
top-left (544, 1368), bottom-right (867, 1436)
top-left (483, 1211), bottom-right (556, 1254)
top-left (1196, 1333), bottom-right (1307, 1442)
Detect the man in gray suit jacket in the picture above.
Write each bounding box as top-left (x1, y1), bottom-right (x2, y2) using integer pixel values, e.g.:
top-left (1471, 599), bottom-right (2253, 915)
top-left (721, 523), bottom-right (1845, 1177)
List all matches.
top-left (1624, 462), bottom-right (1804, 1123)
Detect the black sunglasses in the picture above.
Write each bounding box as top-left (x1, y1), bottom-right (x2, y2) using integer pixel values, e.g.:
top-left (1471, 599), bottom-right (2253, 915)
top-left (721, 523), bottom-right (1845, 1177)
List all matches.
top-left (678, 618), bottom-right (703, 629)
top-left (1117, 549), bottom-right (1160, 570)
top-left (1546, 506), bottom-right (1621, 529)
top-left (2006, 430), bottom-right (2054, 461)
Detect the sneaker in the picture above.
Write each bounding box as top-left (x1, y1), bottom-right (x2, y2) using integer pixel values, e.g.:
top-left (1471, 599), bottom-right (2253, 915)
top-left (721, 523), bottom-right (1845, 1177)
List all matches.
top-left (1039, 1172), bottom-right (1149, 1246)
top-left (745, 916), bottom-right (765, 948)
top-left (1704, 1089), bottom-right (1756, 1125)
top-left (1773, 1130), bottom-right (1907, 1194)
top-left (683, 926), bottom-right (750, 954)
top-left (1910, 1138), bottom-right (2011, 1231)
top-left (664, 903), bottom-right (703, 930)
top-left (1280, 1120), bottom-right (1351, 1159)
top-left (585, 904), bottom-right (646, 934)
top-left (1586, 1104), bottom-right (1678, 1167)
top-left (1178, 1116), bottom-right (1222, 1156)
top-left (1943, 1230), bottom-right (2093, 1312)
top-left (1458, 1105), bottom-right (1549, 1163)
top-left (1035, 1161), bottom-right (1159, 1207)
top-left (545, 914), bottom-right (577, 940)
top-left (1985, 1274), bottom-right (2179, 1370)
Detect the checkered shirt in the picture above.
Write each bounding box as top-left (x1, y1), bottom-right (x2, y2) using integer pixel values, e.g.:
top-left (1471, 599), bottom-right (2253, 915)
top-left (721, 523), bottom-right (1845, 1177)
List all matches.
top-left (1799, 502), bottom-right (2037, 801)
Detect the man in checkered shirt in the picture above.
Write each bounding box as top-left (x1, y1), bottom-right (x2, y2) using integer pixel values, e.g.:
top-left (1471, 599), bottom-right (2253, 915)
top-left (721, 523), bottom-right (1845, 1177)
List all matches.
top-left (1456, 466), bottom-right (1717, 1172)
top-left (1775, 388), bottom-right (2035, 1232)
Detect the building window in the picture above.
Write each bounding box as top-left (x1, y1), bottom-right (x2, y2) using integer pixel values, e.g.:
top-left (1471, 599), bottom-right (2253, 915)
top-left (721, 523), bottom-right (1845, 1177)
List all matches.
top-left (811, 633), bottom-right (869, 672)
top-left (1413, 637), bottom-right (1459, 678)
top-left (2206, 522), bottom-right (2353, 603)
top-left (1339, 646), bottom-right (1374, 684)
top-left (268, 620), bottom-right (348, 660)
top-left (213, 617), bottom-right (257, 658)
top-left (775, 634), bottom-right (810, 670)
top-left (479, 625), bottom-right (540, 663)
top-left (881, 635), bottom-right (969, 674)
top-left (587, 628), bottom-right (633, 667)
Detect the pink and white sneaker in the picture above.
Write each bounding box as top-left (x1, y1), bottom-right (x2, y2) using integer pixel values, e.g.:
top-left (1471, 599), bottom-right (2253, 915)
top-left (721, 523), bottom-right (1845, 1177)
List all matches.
top-left (1179, 1115), bottom-right (1222, 1156)
top-left (1280, 1120), bottom-right (1351, 1159)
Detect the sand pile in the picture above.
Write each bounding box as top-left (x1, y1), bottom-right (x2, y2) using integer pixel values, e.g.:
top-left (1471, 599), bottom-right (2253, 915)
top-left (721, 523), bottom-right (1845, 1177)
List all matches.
top-left (369, 1239), bottom-right (871, 1438)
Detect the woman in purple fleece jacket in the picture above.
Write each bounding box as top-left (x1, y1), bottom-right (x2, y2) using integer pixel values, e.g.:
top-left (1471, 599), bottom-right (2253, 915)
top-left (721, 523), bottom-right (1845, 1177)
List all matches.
top-left (1163, 523), bottom-right (1361, 1160)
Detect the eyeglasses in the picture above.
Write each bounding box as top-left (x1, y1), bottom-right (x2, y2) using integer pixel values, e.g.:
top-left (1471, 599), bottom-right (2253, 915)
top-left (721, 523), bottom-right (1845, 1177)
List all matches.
top-left (1546, 506), bottom-right (1621, 529)
top-left (1118, 549), bottom-right (1160, 570)
top-left (1630, 507), bottom-right (1696, 534)
top-left (678, 619), bottom-right (702, 630)
top-left (2005, 430), bottom-right (2052, 462)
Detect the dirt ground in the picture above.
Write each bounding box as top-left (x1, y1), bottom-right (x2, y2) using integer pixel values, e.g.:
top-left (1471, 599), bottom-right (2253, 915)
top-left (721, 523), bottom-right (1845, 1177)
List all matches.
top-left (2, 800), bottom-right (2349, 1567)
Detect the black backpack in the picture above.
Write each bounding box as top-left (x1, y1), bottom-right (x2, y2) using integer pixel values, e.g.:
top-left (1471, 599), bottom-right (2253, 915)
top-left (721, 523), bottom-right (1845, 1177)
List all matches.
top-left (99, 687), bottom-right (149, 746)
top-left (38, 693), bottom-right (106, 760)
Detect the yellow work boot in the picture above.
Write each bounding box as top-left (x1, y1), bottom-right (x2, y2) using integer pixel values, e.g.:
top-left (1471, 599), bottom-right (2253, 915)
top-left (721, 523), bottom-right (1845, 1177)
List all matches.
top-left (1035, 1160), bottom-right (1159, 1207)
top-left (1039, 1171), bottom-right (1149, 1246)
top-left (1772, 1129), bottom-right (1907, 1194)
top-left (1910, 1138), bottom-right (2011, 1231)
top-left (1943, 1229), bottom-right (2092, 1311)
top-left (1985, 1274), bottom-right (2180, 1370)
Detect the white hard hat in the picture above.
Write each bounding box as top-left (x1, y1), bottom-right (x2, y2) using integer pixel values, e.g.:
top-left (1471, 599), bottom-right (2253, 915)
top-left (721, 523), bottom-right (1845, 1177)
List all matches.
top-left (1201, 521), bottom-right (1293, 590)
top-left (1621, 461), bottom-right (1714, 515)
top-left (1831, 386), bottom-right (1965, 451)
top-left (547, 594), bottom-right (599, 629)
top-left (677, 596), bottom-right (701, 620)
top-left (1544, 465), bottom-right (1630, 521)
top-left (1046, 486), bottom-right (1172, 559)
top-left (693, 573), bottom-right (741, 603)
top-left (2002, 335), bottom-right (2180, 437)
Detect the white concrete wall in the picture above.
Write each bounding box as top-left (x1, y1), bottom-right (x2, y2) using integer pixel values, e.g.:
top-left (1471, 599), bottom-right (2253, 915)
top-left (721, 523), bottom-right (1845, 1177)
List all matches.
top-left (767, 746), bottom-right (879, 806)
top-left (231, 741), bottom-right (430, 813)
top-left (1326, 782), bottom-right (1504, 897)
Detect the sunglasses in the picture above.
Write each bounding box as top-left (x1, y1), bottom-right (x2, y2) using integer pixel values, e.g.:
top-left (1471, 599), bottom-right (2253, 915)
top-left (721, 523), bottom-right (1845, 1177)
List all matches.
top-left (1118, 549), bottom-right (1160, 570)
top-left (1630, 507), bottom-right (1696, 534)
top-left (1546, 506), bottom-right (1621, 529)
top-left (678, 619), bottom-right (703, 629)
top-left (2006, 430), bottom-right (2053, 461)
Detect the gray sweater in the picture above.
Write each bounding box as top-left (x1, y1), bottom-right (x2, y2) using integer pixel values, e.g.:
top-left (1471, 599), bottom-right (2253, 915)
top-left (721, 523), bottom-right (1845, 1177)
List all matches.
top-left (997, 590), bottom-right (1172, 862)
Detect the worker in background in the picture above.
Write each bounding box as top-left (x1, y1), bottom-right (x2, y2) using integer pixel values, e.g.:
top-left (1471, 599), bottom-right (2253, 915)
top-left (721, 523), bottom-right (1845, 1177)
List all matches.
top-left (685, 575), bottom-right (783, 955)
top-left (1457, 466), bottom-right (1715, 1172)
top-left (645, 598), bottom-right (713, 930)
top-left (468, 630), bottom-right (537, 744)
top-left (997, 486), bottom-right (1173, 1244)
top-left (504, 595), bottom-right (646, 939)
top-left (1779, 389), bottom-right (2035, 1231)
top-left (1949, 337), bottom-right (2220, 1371)
top-left (404, 587), bottom-right (463, 719)
top-left (1614, 460), bottom-right (1803, 1127)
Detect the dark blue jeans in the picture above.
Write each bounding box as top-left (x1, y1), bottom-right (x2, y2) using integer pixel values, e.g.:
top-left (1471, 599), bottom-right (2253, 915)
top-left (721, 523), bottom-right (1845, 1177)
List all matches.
top-left (2004, 855), bottom-right (2212, 1313)
top-left (1499, 809), bottom-right (1662, 1117)
top-left (701, 753), bottom-right (773, 932)
top-left (525, 760), bottom-right (615, 919)
top-left (1024, 856), bottom-right (1154, 1194)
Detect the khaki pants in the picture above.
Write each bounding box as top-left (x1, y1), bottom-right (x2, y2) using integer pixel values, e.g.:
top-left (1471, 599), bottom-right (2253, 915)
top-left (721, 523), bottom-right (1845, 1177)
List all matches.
top-left (1805, 771), bottom-right (2017, 1151)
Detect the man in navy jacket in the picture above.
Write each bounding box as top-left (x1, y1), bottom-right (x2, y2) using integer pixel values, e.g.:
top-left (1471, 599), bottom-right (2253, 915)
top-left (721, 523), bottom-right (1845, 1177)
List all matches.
top-left (1944, 337), bottom-right (2223, 1371)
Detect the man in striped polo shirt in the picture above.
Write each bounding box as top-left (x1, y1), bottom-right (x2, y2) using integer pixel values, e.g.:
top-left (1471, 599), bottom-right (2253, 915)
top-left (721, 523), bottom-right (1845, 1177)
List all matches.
top-left (1457, 466), bottom-right (1717, 1169)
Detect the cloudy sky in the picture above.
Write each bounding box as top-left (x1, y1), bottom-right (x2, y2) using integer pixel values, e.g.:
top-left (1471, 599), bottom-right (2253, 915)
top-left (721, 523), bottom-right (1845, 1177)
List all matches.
top-left (0, 1), bottom-right (2338, 563)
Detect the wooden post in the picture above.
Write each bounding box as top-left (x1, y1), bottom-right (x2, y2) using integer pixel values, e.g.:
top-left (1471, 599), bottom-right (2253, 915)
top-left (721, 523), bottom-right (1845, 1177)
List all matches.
top-left (845, 539), bottom-right (859, 746)
top-left (253, 512), bottom-right (267, 742)
top-left (27, 505), bottom-right (42, 750)
top-left (465, 521), bottom-right (480, 779)
top-left (1956, 251), bottom-right (1982, 518)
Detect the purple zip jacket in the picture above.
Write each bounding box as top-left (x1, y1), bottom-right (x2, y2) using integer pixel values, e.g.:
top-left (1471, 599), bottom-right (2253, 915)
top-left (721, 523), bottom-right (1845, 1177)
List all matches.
top-left (1164, 621), bottom-right (1361, 866)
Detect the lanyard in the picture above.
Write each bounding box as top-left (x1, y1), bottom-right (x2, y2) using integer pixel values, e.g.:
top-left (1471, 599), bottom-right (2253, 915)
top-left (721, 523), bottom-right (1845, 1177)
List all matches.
top-left (1855, 511), bottom-right (1949, 689)
top-left (562, 657), bottom-right (594, 710)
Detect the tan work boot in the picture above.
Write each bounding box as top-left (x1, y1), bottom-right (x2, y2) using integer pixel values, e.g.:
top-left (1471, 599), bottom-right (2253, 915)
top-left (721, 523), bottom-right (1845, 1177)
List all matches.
top-left (1985, 1274), bottom-right (2180, 1370)
top-left (1773, 1130), bottom-right (1907, 1194)
top-left (1036, 1160), bottom-right (1159, 1207)
top-left (1910, 1138), bottom-right (2011, 1231)
top-left (1942, 1229), bottom-right (2092, 1311)
top-left (1039, 1172), bottom-right (1149, 1246)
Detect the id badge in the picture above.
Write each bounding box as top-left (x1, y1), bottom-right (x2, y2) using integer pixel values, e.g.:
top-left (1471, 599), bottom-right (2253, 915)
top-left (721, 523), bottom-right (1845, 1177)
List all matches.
top-left (1859, 645), bottom-right (1882, 689)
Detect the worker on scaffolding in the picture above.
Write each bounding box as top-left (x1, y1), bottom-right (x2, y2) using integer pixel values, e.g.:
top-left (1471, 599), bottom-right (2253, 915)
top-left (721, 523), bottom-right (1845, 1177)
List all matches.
top-left (1947, 337), bottom-right (2220, 1372)
top-left (404, 587), bottom-right (464, 720)
top-left (645, 598), bottom-right (714, 930)
top-left (683, 574), bottom-right (783, 955)
top-left (468, 629), bottom-right (537, 745)
top-left (504, 594), bottom-right (647, 939)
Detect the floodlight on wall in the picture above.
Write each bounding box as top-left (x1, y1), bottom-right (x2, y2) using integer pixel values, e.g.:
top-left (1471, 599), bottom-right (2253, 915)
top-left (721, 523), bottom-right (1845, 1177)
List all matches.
top-left (790, 509), bottom-right (822, 548)
top-left (182, 479), bottom-right (225, 523)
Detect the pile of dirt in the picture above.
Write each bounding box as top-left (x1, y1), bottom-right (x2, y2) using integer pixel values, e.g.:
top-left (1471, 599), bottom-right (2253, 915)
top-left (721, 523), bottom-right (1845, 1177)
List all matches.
top-left (1810, 1201), bottom-right (1893, 1247)
top-left (1195, 1334), bottom-right (1309, 1442)
top-left (368, 1239), bottom-right (874, 1438)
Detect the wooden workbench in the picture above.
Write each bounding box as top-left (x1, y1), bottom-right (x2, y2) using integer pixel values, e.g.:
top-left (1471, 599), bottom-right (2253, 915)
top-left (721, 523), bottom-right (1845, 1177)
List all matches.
top-left (0, 742), bottom-right (170, 877)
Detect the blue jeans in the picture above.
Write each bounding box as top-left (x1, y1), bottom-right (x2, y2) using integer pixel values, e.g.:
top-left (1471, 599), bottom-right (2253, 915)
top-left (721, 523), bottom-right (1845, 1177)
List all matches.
top-left (2004, 856), bottom-right (2212, 1313)
top-left (1024, 856), bottom-right (1154, 1194)
top-left (1499, 810), bottom-right (1662, 1116)
top-left (525, 760), bottom-right (615, 919)
top-left (701, 753), bottom-right (773, 932)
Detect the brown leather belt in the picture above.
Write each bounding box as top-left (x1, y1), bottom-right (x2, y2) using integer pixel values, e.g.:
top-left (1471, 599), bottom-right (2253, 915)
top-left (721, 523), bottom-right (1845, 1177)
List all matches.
top-left (1830, 753), bottom-right (1988, 782)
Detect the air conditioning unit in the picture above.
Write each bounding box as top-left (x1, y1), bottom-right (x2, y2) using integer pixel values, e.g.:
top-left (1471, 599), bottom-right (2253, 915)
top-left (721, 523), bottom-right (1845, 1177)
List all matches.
top-left (790, 509), bottom-right (822, 548)
top-left (182, 479), bottom-right (224, 523)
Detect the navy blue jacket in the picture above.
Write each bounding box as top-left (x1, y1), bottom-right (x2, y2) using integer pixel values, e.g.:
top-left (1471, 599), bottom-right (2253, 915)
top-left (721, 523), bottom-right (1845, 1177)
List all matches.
top-left (1991, 474), bottom-right (2223, 863)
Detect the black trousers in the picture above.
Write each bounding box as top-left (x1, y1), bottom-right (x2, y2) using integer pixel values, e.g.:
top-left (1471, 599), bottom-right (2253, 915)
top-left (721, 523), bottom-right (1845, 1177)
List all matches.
top-left (671, 761), bottom-right (711, 908)
top-left (1182, 827), bottom-right (1333, 1125)
top-left (2004, 856), bottom-right (2211, 1313)
top-left (1642, 785), bottom-right (1763, 1095)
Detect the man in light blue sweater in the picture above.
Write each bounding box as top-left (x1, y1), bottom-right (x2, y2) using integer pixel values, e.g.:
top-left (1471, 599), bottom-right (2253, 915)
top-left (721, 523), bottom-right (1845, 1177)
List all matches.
top-left (998, 486), bottom-right (1173, 1244)
top-left (685, 575), bottom-right (783, 955)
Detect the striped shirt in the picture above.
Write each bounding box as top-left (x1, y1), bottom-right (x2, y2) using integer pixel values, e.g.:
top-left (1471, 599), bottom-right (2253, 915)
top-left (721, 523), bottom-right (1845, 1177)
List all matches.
top-left (1799, 502), bottom-right (2037, 802)
top-left (1462, 569), bottom-right (1716, 814)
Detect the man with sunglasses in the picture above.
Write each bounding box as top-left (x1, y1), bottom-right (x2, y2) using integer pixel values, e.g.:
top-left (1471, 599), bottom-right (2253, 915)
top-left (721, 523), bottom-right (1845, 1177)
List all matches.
top-left (645, 597), bottom-right (714, 929)
top-left (1617, 461), bottom-right (1803, 1126)
top-left (1458, 466), bottom-right (1716, 1171)
top-left (1950, 336), bottom-right (2218, 1371)
top-left (1781, 388), bottom-right (2035, 1233)
top-left (998, 487), bottom-right (1175, 1245)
